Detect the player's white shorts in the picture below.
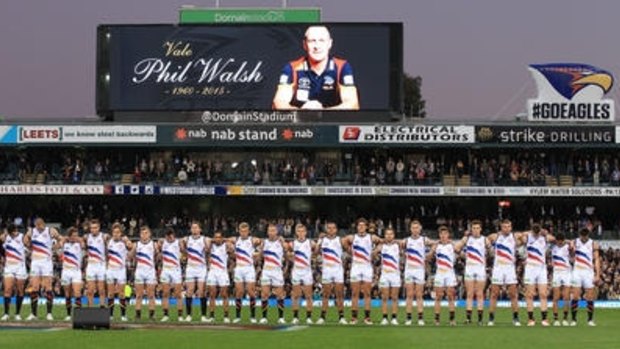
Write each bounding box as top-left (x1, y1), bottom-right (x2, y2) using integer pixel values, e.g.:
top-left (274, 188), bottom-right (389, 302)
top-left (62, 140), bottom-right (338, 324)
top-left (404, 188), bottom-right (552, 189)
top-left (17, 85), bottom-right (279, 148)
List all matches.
top-left (379, 271), bottom-right (402, 288)
top-left (3, 264), bottom-right (27, 280)
top-left (321, 266), bottom-right (344, 284)
top-left (434, 271), bottom-right (457, 287)
top-left (404, 268), bottom-right (425, 285)
top-left (571, 269), bottom-right (594, 289)
top-left (185, 266), bottom-right (207, 283)
top-left (106, 268), bottom-right (127, 284)
top-left (291, 268), bottom-right (313, 286)
top-left (206, 270), bottom-right (230, 287)
top-left (552, 271), bottom-right (572, 288)
top-left (234, 266), bottom-right (256, 283)
top-left (524, 265), bottom-right (548, 285)
top-left (491, 265), bottom-right (517, 285)
top-left (30, 261), bottom-right (53, 277)
top-left (464, 265), bottom-right (486, 282)
top-left (260, 269), bottom-right (284, 287)
top-left (61, 269), bottom-right (83, 286)
top-left (134, 268), bottom-right (157, 285)
top-left (86, 263), bottom-right (106, 282)
top-left (160, 268), bottom-right (182, 284)
top-left (350, 265), bottom-right (373, 283)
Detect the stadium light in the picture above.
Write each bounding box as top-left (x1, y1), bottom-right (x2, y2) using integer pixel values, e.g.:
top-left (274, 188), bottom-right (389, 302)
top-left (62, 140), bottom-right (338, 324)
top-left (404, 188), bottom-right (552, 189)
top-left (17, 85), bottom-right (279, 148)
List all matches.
top-left (231, 162), bottom-right (239, 169)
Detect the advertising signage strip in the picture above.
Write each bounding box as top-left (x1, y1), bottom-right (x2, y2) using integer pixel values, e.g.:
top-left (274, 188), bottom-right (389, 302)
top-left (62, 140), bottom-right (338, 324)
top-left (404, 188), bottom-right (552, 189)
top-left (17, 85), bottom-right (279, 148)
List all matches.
top-left (475, 126), bottom-right (615, 144)
top-left (16, 125), bottom-right (157, 144)
top-left (97, 24), bottom-right (403, 118)
top-left (339, 125), bottom-right (474, 144)
top-left (179, 8), bottom-right (321, 23)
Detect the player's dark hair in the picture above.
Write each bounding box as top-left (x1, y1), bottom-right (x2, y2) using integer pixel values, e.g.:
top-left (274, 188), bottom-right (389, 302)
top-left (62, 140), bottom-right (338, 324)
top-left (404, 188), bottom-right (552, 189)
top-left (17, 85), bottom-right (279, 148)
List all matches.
top-left (555, 232), bottom-right (565, 241)
top-left (165, 228), bottom-right (175, 237)
top-left (531, 223), bottom-right (541, 234)
top-left (579, 228), bottom-right (590, 237)
top-left (471, 219), bottom-right (482, 227)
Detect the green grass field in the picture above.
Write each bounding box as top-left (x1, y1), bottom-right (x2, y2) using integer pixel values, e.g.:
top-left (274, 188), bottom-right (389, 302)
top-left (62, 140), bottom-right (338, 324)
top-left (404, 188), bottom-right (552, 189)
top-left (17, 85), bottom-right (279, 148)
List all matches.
top-left (1, 306), bottom-right (618, 349)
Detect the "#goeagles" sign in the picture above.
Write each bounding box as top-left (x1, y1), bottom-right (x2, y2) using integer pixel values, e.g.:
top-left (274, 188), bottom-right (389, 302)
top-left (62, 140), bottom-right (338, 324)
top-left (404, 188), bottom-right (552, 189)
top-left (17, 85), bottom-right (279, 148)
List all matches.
top-left (527, 63), bottom-right (615, 123)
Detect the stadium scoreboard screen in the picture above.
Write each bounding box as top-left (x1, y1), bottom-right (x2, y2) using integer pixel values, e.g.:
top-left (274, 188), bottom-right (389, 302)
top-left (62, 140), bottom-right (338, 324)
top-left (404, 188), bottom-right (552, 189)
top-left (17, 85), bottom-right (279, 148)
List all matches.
top-left (96, 23), bottom-right (403, 122)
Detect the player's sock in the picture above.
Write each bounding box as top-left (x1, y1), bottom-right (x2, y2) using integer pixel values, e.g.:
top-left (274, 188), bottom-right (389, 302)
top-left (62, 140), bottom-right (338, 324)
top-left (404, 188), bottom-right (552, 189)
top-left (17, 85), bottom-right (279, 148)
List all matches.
top-left (553, 312), bottom-right (558, 321)
top-left (382, 313), bottom-right (388, 320)
top-left (45, 291), bottom-right (53, 315)
top-left (224, 309), bottom-right (229, 318)
top-left (249, 298), bottom-right (256, 318)
top-left (528, 311), bottom-right (533, 321)
top-left (320, 310), bottom-right (326, 319)
top-left (120, 298), bottom-right (127, 316)
top-left (406, 312), bottom-right (412, 320)
top-left (418, 312), bottom-right (424, 320)
top-left (293, 310), bottom-right (299, 319)
top-left (163, 308), bottom-right (169, 317)
top-left (15, 295), bottom-right (23, 315)
top-left (108, 298), bottom-right (115, 316)
top-left (261, 299), bottom-right (269, 318)
top-left (149, 309), bottom-right (155, 320)
top-left (186, 309), bottom-right (191, 318)
top-left (209, 311), bottom-right (214, 318)
top-left (434, 313), bottom-right (440, 322)
top-left (3, 297), bottom-right (10, 315)
top-left (65, 297), bottom-right (72, 316)
top-left (477, 310), bottom-right (483, 322)
top-left (587, 301), bottom-right (594, 321)
top-left (75, 296), bottom-right (82, 309)
top-left (135, 309), bottom-right (142, 320)
top-left (185, 296), bottom-right (193, 316)
top-left (235, 298), bottom-right (242, 318)
top-left (306, 310), bottom-right (312, 320)
top-left (449, 311), bottom-right (455, 322)
top-left (391, 312), bottom-right (397, 320)
top-left (489, 312), bottom-right (495, 322)
top-left (30, 291), bottom-right (39, 316)
top-left (351, 310), bottom-right (358, 320)
top-left (364, 310), bottom-right (370, 320)
top-left (563, 310), bottom-right (568, 320)
top-left (277, 299), bottom-right (284, 318)
top-left (339, 310), bottom-right (344, 320)
top-left (466, 309), bottom-right (472, 322)
top-left (571, 300), bottom-right (578, 321)
top-left (541, 311), bottom-right (547, 321)
top-left (200, 297), bottom-right (207, 316)
top-left (512, 312), bottom-right (519, 321)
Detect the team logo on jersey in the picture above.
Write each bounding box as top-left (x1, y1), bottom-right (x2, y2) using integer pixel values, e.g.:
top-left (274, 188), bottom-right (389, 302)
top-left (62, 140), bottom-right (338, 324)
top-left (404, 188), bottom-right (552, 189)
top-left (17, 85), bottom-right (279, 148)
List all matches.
top-left (528, 63), bottom-right (615, 122)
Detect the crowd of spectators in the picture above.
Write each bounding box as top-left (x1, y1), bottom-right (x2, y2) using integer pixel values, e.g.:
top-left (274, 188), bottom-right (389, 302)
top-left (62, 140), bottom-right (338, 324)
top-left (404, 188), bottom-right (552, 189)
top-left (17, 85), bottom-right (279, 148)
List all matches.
top-left (6, 149), bottom-right (620, 186)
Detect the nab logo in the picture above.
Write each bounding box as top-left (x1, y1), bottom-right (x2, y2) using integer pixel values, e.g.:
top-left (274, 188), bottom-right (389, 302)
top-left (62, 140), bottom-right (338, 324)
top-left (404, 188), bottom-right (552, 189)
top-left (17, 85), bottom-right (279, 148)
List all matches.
top-left (530, 63), bottom-right (613, 101)
top-left (342, 127), bottom-right (361, 140)
top-left (175, 128), bottom-right (188, 140)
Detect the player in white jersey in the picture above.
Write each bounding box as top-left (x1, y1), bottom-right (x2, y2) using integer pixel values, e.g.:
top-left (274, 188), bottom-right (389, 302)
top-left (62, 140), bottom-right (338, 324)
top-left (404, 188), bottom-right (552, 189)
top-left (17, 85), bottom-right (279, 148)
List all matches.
top-left (289, 224), bottom-right (317, 325)
top-left (258, 224), bottom-right (288, 324)
top-left (550, 232), bottom-right (571, 326)
top-left (315, 221), bottom-right (347, 325)
top-left (342, 218), bottom-right (382, 325)
top-left (105, 223), bottom-right (133, 321)
top-left (1, 224), bottom-right (27, 321)
top-left (463, 220), bottom-right (490, 325)
top-left (487, 219), bottom-right (526, 326)
top-left (517, 223), bottom-right (555, 326)
top-left (183, 221), bottom-right (210, 322)
top-left (58, 227), bottom-right (84, 321)
top-left (400, 220), bottom-right (433, 326)
top-left (429, 225), bottom-right (466, 326)
top-left (158, 228), bottom-right (185, 322)
top-left (374, 227), bottom-right (401, 326)
top-left (85, 219), bottom-right (109, 307)
top-left (230, 222), bottom-right (261, 324)
top-left (570, 228), bottom-right (601, 326)
top-left (132, 226), bottom-right (159, 321)
top-left (25, 218), bottom-right (61, 321)
top-left (206, 230), bottom-right (234, 324)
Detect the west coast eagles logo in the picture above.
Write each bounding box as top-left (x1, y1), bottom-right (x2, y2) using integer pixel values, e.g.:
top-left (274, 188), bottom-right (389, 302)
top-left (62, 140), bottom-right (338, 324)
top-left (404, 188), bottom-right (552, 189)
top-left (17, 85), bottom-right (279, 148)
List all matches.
top-left (527, 63), bottom-right (615, 122)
